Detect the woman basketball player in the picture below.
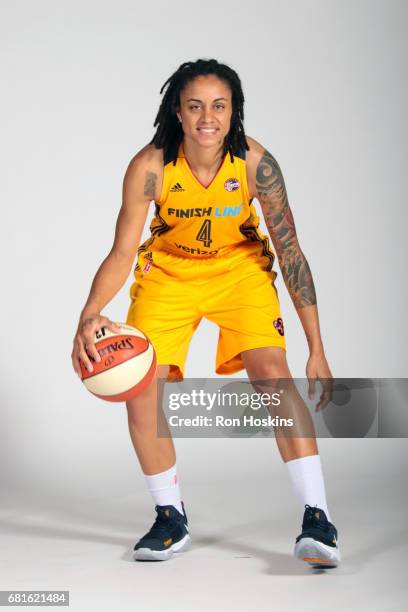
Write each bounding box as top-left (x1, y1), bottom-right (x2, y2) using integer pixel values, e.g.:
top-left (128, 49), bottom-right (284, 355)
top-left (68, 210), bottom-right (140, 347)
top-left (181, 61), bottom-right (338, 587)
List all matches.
top-left (71, 59), bottom-right (340, 568)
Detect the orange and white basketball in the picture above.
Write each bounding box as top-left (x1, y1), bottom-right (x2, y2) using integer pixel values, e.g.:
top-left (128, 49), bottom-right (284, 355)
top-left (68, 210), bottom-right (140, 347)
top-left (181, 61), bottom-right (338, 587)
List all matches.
top-left (79, 323), bottom-right (157, 402)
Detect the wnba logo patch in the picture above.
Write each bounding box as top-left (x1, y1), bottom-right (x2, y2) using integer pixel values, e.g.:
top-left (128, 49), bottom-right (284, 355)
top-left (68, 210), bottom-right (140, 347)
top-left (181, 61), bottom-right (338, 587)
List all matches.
top-left (273, 317), bottom-right (285, 336)
top-left (143, 261), bottom-right (152, 274)
top-left (224, 177), bottom-right (240, 191)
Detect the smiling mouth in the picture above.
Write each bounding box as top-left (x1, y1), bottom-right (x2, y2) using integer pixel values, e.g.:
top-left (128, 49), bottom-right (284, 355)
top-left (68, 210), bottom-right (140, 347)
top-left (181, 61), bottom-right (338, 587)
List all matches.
top-left (197, 127), bottom-right (219, 133)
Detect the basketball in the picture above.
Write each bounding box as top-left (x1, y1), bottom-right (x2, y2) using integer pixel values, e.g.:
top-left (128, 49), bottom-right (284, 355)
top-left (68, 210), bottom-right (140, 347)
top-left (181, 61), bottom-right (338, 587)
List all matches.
top-left (79, 323), bottom-right (157, 402)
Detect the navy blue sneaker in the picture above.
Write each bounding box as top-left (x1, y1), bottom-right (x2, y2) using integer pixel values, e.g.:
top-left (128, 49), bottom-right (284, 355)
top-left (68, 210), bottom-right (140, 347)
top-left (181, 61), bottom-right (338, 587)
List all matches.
top-left (133, 502), bottom-right (191, 561)
top-left (294, 505), bottom-right (341, 568)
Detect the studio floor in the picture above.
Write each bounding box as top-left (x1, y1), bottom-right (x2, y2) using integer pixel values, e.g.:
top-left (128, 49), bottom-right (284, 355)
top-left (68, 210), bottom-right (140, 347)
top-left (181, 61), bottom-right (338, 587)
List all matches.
top-left (1, 439), bottom-right (407, 612)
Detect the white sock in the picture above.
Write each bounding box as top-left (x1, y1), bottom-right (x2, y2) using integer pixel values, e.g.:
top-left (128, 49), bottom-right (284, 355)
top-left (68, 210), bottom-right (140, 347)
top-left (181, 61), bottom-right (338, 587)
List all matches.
top-left (144, 463), bottom-right (183, 515)
top-left (286, 454), bottom-right (332, 522)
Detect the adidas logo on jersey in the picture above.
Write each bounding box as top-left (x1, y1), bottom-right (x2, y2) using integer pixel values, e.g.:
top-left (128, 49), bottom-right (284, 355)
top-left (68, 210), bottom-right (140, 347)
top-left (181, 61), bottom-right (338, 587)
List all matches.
top-left (170, 182), bottom-right (185, 192)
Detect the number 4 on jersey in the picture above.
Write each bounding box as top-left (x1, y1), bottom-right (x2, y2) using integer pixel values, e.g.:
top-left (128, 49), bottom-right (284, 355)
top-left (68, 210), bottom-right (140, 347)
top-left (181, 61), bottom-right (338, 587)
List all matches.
top-left (196, 219), bottom-right (212, 248)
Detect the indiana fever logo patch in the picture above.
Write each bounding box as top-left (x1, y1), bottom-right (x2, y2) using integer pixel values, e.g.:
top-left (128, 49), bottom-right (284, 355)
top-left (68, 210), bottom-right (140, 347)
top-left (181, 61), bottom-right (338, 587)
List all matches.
top-left (224, 177), bottom-right (240, 191)
top-left (273, 317), bottom-right (285, 336)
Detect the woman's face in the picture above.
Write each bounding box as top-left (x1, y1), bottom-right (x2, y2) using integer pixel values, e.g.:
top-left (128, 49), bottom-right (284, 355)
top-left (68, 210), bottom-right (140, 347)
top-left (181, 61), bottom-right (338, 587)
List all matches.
top-left (177, 74), bottom-right (233, 149)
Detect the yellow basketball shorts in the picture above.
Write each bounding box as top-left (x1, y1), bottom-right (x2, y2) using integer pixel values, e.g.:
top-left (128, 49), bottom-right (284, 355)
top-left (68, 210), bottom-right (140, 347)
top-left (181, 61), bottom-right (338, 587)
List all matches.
top-left (126, 242), bottom-right (286, 382)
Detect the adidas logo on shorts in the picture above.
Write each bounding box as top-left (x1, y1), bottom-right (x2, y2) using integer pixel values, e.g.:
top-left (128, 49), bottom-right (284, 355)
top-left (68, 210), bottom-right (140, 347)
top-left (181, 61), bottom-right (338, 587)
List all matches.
top-left (170, 182), bottom-right (185, 192)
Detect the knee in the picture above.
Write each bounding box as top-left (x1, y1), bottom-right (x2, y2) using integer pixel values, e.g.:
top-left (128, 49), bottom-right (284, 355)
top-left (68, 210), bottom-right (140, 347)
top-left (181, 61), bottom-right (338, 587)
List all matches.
top-left (126, 377), bottom-right (157, 425)
top-left (126, 365), bottom-right (169, 427)
top-left (242, 348), bottom-right (290, 380)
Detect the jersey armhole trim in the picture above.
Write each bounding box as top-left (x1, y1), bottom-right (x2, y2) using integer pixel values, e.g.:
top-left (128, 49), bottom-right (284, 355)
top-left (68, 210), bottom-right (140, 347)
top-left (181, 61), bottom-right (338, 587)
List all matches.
top-left (240, 156), bottom-right (252, 206)
top-left (157, 160), bottom-right (171, 204)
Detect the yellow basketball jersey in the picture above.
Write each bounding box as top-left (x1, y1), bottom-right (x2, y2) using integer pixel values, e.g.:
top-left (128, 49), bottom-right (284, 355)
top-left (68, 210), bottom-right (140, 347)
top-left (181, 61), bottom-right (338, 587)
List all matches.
top-left (136, 142), bottom-right (275, 270)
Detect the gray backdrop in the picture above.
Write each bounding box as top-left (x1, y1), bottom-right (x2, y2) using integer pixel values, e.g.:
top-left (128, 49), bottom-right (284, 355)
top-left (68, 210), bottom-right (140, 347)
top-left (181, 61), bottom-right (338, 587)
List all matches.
top-left (1, 1), bottom-right (407, 610)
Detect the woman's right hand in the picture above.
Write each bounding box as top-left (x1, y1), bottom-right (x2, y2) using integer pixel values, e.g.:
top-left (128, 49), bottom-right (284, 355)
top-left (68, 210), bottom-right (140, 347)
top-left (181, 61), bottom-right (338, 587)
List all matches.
top-left (72, 313), bottom-right (122, 378)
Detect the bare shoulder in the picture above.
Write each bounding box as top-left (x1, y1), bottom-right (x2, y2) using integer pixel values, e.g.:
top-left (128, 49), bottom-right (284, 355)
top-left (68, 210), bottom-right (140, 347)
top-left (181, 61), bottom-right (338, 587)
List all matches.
top-left (245, 135), bottom-right (273, 198)
top-left (245, 135), bottom-right (265, 159)
top-left (123, 143), bottom-right (164, 202)
top-left (245, 135), bottom-right (284, 199)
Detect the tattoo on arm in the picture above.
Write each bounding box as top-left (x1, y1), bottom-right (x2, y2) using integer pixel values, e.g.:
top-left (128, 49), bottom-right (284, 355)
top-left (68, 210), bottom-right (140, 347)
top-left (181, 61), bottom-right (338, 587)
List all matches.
top-left (256, 149), bottom-right (316, 308)
top-left (143, 171), bottom-right (157, 198)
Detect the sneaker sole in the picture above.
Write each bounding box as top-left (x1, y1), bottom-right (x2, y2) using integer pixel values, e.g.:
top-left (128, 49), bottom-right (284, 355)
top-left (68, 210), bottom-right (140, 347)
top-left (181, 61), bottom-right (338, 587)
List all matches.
top-left (133, 533), bottom-right (191, 562)
top-left (294, 537), bottom-right (340, 568)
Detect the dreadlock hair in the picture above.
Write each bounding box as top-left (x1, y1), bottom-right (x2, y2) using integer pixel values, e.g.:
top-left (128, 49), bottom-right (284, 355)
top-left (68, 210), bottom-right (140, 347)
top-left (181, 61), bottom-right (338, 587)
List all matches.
top-left (150, 59), bottom-right (249, 165)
